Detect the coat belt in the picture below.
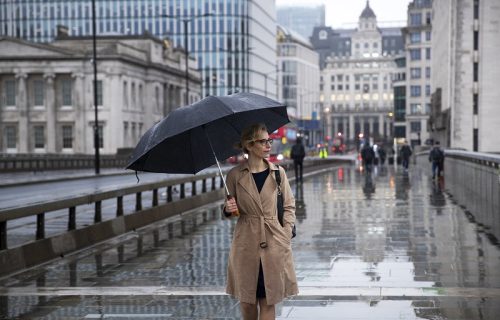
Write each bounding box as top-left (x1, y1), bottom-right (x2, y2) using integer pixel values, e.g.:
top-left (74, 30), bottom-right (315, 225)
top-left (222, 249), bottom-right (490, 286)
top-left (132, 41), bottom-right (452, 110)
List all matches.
top-left (241, 215), bottom-right (276, 249)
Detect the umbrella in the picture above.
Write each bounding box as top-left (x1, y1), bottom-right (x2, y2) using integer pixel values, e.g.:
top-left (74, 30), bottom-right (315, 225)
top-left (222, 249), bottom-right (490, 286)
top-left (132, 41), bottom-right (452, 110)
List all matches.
top-left (126, 92), bottom-right (290, 197)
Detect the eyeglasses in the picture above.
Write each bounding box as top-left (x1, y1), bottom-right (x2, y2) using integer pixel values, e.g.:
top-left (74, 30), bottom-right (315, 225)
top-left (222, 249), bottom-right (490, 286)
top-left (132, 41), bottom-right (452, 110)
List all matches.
top-left (252, 138), bottom-right (273, 146)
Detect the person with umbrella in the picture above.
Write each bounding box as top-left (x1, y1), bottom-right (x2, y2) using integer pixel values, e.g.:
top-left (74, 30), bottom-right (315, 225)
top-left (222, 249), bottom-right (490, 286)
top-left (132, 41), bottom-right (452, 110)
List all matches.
top-left (224, 123), bottom-right (298, 319)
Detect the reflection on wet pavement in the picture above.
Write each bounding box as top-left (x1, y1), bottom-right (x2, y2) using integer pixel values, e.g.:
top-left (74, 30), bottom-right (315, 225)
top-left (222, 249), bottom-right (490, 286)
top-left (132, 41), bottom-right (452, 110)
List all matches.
top-left (0, 165), bottom-right (499, 319)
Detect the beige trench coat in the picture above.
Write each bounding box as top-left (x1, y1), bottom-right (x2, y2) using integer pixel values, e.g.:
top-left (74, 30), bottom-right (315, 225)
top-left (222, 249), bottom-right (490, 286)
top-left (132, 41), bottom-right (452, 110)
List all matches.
top-left (225, 159), bottom-right (298, 305)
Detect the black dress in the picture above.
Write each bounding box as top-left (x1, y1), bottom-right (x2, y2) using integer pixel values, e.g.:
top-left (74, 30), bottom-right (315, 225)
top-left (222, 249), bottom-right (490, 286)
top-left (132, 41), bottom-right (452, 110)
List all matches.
top-left (252, 168), bottom-right (269, 299)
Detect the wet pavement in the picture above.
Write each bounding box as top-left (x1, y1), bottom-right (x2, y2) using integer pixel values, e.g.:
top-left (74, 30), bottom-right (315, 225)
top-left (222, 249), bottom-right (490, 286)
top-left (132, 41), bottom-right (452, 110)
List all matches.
top-left (0, 164), bottom-right (499, 319)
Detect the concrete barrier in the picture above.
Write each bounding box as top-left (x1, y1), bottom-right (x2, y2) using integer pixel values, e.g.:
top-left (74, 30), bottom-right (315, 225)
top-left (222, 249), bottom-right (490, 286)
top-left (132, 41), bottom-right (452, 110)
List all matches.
top-left (416, 150), bottom-right (500, 240)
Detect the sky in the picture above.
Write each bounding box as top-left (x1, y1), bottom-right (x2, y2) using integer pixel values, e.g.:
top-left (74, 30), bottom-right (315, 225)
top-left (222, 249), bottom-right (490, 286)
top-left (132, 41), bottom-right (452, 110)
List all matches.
top-left (276, 0), bottom-right (411, 28)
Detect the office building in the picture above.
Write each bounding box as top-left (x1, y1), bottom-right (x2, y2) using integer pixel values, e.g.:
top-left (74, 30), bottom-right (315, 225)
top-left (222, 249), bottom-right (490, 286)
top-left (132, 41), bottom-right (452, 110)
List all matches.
top-left (430, 0), bottom-right (500, 152)
top-left (0, 0), bottom-right (277, 100)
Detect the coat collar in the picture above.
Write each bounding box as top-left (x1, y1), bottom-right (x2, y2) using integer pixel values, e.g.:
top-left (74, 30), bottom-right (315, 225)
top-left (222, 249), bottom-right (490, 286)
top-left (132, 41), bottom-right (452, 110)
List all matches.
top-left (238, 158), bottom-right (279, 172)
top-left (236, 158), bottom-right (279, 212)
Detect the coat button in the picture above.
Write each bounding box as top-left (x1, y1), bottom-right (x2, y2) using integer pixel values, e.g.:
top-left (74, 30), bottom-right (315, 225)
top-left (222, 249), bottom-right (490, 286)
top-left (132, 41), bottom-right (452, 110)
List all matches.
top-left (259, 242), bottom-right (268, 248)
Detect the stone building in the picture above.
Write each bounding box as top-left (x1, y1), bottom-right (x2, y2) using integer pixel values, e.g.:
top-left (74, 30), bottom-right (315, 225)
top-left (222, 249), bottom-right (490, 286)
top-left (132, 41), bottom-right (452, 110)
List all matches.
top-left (430, 0), bottom-right (500, 152)
top-left (0, 33), bottom-right (201, 154)
top-left (402, 0), bottom-right (432, 147)
top-left (313, 2), bottom-right (404, 145)
top-left (276, 25), bottom-right (320, 146)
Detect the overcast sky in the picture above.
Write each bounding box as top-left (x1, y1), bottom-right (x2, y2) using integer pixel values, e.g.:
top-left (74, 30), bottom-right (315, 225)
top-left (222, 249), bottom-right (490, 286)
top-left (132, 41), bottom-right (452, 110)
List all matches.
top-left (276, 0), bottom-right (411, 28)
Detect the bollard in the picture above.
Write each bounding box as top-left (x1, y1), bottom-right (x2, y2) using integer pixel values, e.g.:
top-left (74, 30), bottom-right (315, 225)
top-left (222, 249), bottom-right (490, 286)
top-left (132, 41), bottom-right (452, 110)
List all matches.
top-left (36, 213), bottom-right (45, 239)
top-left (68, 207), bottom-right (76, 230)
top-left (116, 196), bottom-right (123, 216)
top-left (0, 221), bottom-right (6, 250)
top-left (167, 186), bottom-right (172, 202)
top-left (135, 192), bottom-right (142, 211)
top-left (94, 201), bottom-right (102, 223)
top-left (152, 189), bottom-right (158, 206)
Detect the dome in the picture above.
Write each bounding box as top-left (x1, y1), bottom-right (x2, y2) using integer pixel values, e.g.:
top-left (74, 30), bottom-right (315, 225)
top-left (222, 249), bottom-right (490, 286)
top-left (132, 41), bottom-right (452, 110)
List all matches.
top-left (360, 1), bottom-right (376, 19)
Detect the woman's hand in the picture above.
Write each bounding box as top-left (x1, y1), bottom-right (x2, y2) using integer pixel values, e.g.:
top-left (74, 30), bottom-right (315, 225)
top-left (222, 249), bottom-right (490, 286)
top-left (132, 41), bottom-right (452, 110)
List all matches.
top-left (224, 197), bottom-right (238, 214)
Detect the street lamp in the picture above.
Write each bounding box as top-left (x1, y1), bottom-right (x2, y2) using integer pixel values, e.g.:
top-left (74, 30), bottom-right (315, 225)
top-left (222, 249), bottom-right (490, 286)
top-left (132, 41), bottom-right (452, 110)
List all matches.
top-left (91, 0), bottom-right (100, 174)
top-left (162, 13), bottom-right (213, 104)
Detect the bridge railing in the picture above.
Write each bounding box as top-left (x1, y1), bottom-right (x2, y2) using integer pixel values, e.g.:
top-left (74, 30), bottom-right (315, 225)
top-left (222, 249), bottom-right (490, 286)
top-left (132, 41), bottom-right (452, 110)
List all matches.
top-left (0, 158), bottom-right (340, 276)
top-left (415, 150), bottom-right (500, 240)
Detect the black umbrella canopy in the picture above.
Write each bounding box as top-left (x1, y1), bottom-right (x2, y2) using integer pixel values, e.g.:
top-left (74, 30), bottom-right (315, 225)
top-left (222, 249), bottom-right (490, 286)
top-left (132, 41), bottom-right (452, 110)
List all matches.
top-left (126, 92), bottom-right (289, 174)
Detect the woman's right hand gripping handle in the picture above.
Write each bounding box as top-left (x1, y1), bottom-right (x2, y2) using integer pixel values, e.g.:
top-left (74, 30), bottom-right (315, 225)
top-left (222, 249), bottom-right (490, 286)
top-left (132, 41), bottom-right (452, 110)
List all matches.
top-left (224, 195), bottom-right (239, 217)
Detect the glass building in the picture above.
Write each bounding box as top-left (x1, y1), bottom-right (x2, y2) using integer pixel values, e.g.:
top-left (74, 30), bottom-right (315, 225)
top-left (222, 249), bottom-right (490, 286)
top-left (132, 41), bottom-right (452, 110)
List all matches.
top-left (0, 0), bottom-right (277, 99)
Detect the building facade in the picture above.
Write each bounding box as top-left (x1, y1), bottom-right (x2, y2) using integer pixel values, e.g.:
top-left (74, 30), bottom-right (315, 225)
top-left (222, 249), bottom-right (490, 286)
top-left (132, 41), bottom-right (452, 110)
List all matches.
top-left (0, 35), bottom-right (200, 154)
top-left (402, 0), bottom-right (432, 147)
top-left (0, 0), bottom-right (277, 100)
top-left (430, 0), bottom-right (500, 152)
top-left (314, 2), bottom-right (403, 146)
top-left (276, 25), bottom-right (320, 146)
top-left (277, 5), bottom-right (325, 40)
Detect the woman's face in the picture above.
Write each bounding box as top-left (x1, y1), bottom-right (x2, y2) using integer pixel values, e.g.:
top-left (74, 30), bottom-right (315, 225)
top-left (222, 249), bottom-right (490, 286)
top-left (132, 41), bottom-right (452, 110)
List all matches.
top-left (246, 130), bottom-right (272, 159)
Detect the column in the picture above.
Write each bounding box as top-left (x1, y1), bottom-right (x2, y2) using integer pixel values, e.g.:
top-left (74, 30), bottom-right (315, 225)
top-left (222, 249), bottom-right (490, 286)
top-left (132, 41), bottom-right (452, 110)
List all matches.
top-left (349, 114), bottom-right (355, 142)
top-left (343, 117), bottom-right (348, 136)
top-left (326, 113), bottom-right (332, 139)
top-left (333, 117), bottom-right (338, 137)
top-left (72, 73), bottom-right (85, 153)
top-left (16, 72), bottom-right (28, 153)
top-left (44, 73), bottom-right (56, 153)
top-left (369, 117), bottom-right (374, 139)
top-left (379, 114), bottom-right (384, 138)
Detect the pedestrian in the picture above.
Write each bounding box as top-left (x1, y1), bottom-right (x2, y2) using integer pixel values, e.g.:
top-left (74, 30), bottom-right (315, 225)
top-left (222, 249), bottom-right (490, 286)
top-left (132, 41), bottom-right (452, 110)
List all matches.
top-left (378, 146), bottom-right (387, 165)
top-left (223, 123), bottom-right (298, 320)
top-left (360, 143), bottom-right (375, 173)
top-left (400, 141), bottom-right (413, 171)
top-left (290, 138), bottom-right (306, 182)
top-left (428, 141), bottom-right (445, 179)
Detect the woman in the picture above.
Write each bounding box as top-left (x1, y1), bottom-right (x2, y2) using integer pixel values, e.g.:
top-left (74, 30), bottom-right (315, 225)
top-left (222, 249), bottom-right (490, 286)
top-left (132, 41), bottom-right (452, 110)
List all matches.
top-left (224, 123), bottom-right (298, 320)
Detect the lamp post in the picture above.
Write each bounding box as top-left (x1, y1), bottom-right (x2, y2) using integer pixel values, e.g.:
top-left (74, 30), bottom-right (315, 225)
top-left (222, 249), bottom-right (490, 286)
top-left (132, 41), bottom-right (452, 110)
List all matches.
top-left (162, 13), bottom-right (213, 104)
top-left (91, 0), bottom-right (100, 174)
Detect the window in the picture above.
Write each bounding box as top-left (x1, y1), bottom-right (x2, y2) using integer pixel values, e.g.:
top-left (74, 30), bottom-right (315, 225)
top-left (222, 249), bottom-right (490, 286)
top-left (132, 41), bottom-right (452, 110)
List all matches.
top-left (425, 85), bottom-right (431, 96)
top-left (425, 31), bottom-right (431, 41)
top-left (5, 80), bottom-right (16, 106)
top-left (5, 125), bottom-right (17, 149)
top-left (410, 103), bottom-right (422, 114)
top-left (410, 49), bottom-right (421, 60)
top-left (34, 125), bottom-right (45, 149)
top-left (62, 80), bottom-right (72, 106)
top-left (410, 121), bottom-right (421, 132)
top-left (96, 80), bottom-right (103, 106)
top-left (355, 84), bottom-right (360, 91)
top-left (410, 13), bottom-right (422, 26)
top-left (425, 48), bottom-right (431, 60)
top-left (131, 82), bottom-right (136, 108)
top-left (155, 86), bottom-right (160, 113)
top-left (410, 86), bottom-right (421, 97)
top-left (337, 75), bottom-right (343, 81)
top-left (364, 43), bottom-right (369, 49)
top-left (330, 84), bottom-right (335, 91)
top-left (474, 0), bottom-right (479, 19)
top-left (425, 67), bottom-right (431, 78)
top-left (319, 30), bottom-right (328, 40)
top-left (330, 75), bottom-right (335, 82)
top-left (337, 85), bottom-right (343, 91)
top-left (33, 80), bottom-right (44, 106)
top-left (62, 125), bottom-right (73, 148)
top-left (410, 68), bottom-right (421, 79)
top-left (426, 12), bottom-right (431, 25)
top-left (410, 32), bottom-right (421, 43)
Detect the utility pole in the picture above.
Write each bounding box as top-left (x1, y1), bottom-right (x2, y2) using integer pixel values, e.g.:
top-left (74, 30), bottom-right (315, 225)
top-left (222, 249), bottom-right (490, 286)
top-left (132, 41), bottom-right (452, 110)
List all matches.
top-left (92, 0), bottom-right (100, 174)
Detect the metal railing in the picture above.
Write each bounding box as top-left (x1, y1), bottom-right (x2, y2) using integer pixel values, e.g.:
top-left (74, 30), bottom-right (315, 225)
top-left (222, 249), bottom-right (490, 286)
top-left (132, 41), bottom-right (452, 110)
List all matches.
top-left (0, 153), bottom-right (128, 172)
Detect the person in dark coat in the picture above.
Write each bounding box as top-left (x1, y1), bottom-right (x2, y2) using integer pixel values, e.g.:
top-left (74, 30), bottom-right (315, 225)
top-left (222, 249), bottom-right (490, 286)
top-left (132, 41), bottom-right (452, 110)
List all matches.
top-left (360, 143), bottom-right (375, 173)
top-left (290, 138), bottom-right (306, 182)
top-left (378, 147), bottom-right (387, 165)
top-left (428, 141), bottom-right (445, 179)
top-left (400, 142), bottom-right (413, 171)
